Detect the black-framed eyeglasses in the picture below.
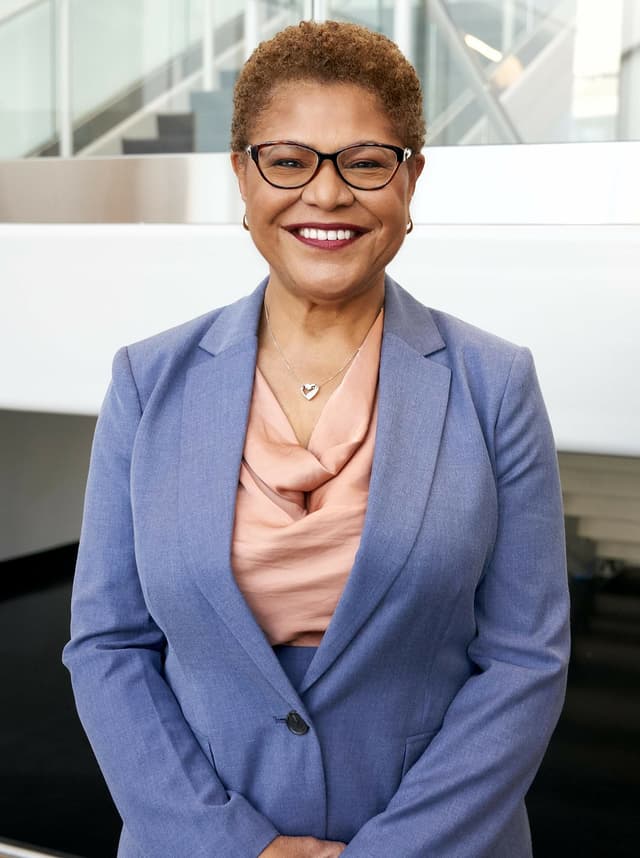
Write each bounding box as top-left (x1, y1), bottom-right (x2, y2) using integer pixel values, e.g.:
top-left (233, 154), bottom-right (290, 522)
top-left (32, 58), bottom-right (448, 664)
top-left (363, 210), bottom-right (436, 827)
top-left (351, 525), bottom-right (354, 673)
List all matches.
top-left (245, 141), bottom-right (413, 191)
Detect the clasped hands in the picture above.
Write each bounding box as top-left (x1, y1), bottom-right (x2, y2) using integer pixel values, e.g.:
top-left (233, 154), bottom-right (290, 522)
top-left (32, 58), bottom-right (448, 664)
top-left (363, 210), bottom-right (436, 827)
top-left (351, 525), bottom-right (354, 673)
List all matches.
top-left (259, 834), bottom-right (347, 857)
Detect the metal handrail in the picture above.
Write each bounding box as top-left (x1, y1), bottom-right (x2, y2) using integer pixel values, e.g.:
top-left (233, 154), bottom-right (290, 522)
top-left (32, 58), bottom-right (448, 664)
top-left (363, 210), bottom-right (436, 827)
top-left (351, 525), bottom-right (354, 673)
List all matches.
top-left (2, 0), bottom-right (571, 159)
top-left (4, 0), bottom-right (293, 159)
top-left (427, 0), bottom-right (521, 143)
top-left (427, 6), bottom-right (566, 145)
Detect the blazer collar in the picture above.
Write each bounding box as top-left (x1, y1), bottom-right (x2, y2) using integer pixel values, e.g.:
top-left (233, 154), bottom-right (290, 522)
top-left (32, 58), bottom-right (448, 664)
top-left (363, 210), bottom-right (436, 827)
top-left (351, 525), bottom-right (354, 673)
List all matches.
top-left (382, 273), bottom-right (446, 357)
top-left (198, 276), bottom-right (269, 356)
top-left (197, 274), bottom-right (446, 361)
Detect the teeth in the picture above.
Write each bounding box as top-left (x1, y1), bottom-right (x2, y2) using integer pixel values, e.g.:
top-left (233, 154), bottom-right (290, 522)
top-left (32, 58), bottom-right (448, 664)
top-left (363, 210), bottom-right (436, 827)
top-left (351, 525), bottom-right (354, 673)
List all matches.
top-left (298, 227), bottom-right (357, 241)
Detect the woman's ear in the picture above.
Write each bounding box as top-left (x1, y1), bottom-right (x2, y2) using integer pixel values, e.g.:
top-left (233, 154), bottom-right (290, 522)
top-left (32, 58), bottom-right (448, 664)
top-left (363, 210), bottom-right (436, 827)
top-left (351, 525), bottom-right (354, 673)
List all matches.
top-left (408, 153), bottom-right (426, 198)
top-left (230, 151), bottom-right (247, 202)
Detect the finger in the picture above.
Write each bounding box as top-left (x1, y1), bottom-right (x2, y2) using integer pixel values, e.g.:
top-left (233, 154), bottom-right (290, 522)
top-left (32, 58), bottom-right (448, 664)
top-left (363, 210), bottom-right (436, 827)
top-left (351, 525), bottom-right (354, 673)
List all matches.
top-left (323, 844), bottom-right (347, 858)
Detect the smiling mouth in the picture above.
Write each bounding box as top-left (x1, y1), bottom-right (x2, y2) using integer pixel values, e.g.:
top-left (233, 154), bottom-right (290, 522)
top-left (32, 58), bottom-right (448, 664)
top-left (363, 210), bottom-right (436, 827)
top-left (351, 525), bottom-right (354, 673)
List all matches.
top-left (297, 227), bottom-right (358, 240)
top-left (285, 223), bottom-right (367, 248)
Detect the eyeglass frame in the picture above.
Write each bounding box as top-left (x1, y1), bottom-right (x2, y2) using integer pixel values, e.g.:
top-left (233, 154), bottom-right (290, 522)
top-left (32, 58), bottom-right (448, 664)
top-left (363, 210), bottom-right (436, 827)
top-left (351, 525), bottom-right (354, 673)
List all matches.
top-left (245, 141), bottom-right (413, 191)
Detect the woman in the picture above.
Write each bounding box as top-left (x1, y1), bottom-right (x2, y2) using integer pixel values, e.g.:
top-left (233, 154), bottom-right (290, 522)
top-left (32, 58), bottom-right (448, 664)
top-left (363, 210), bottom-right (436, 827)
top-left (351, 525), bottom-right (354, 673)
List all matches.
top-left (63, 21), bottom-right (570, 858)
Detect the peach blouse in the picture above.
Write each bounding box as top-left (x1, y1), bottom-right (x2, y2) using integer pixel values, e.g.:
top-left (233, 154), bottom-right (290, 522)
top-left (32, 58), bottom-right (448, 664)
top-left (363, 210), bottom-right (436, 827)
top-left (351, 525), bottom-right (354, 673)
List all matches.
top-left (231, 309), bottom-right (384, 646)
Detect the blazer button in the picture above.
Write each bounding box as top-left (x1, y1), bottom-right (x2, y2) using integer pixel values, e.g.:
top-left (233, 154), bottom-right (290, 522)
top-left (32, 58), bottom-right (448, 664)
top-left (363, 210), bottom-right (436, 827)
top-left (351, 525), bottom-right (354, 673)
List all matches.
top-left (286, 710), bottom-right (309, 735)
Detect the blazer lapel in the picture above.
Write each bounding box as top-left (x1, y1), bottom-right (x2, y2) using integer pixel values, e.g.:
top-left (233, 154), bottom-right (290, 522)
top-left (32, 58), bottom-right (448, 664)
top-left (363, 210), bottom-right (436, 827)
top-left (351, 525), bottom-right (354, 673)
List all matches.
top-left (179, 275), bottom-right (451, 702)
top-left (179, 279), bottom-right (304, 706)
top-left (299, 277), bottom-right (451, 694)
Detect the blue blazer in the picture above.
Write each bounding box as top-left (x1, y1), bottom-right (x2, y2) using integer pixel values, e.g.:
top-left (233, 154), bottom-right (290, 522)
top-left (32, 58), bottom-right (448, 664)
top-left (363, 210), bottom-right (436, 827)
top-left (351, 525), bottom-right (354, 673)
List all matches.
top-left (62, 275), bottom-right (570, 858)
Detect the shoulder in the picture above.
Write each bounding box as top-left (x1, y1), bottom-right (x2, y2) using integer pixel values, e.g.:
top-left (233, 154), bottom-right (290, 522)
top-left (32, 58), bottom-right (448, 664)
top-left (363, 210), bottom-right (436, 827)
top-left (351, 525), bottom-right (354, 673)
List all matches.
top-left (430, 307), bottom-right (524, 364)
top-left (386, 282), bottom-right (538, 436)
top-left (429, 306), bottom-right (536, 419)
top-left (126, 305), bottom-right (223, 369)
top-left (428, 306), bottom-right (532, 388)
top-left (387, 279), bottom-right (528, 380)
top-left (390, 293), bottom-right (553, 474)
top-left (105, 307), bottom-right (220, 407)
top-left (109, 280), bottom-right (267, 407)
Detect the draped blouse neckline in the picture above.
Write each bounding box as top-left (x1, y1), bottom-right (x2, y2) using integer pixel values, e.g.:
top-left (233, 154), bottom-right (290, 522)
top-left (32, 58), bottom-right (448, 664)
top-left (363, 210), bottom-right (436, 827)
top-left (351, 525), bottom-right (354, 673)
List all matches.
top-left (230, 307), bottom-right (384, 646)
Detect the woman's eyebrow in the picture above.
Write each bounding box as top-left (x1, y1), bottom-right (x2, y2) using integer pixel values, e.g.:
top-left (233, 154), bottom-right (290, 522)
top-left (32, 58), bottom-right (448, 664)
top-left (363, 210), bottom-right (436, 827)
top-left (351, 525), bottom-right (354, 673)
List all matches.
top-left (285, 140), bottom-right (392, 151)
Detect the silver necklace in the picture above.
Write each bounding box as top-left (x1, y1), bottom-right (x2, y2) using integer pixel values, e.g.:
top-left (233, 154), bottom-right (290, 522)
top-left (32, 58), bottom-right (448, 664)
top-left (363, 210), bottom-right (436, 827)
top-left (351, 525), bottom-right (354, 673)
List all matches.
top-left (263, 302), bottom-right (381, 401)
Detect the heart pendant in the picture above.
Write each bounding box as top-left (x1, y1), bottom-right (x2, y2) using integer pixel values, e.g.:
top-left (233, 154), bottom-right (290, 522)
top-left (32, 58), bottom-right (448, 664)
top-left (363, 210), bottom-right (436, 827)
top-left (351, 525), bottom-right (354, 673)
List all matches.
top-left (301, 383), bottom-right (320, 401)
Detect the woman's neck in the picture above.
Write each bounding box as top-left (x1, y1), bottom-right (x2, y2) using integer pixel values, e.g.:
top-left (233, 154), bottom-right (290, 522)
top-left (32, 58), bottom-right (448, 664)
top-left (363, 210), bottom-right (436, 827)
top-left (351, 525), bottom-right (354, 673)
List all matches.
top-left (261, 276), bottom-right (385, 358)
top-left (256, 275), bottom-right (385, 447)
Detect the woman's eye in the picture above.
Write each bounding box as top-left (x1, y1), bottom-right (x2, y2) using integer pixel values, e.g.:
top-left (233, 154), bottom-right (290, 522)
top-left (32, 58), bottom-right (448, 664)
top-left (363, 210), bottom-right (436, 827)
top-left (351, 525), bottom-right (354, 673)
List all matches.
top-left (348, 160), bottom-right (382, 170)
top-left (272, 159), bottom-right (305, 168)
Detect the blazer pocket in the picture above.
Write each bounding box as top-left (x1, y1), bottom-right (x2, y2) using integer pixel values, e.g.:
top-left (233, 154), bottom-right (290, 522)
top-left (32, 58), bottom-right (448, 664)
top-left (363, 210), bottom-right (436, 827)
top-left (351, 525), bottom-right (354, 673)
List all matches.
top-left (190, 725), bottom-right (221, 779)
top-left (401, 728), bottom-right (438, 778)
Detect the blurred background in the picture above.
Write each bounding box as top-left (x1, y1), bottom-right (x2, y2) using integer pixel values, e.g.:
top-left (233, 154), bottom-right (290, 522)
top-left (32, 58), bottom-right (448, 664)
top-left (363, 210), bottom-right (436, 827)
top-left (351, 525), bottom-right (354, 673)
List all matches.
top-left (1, 1), bottom-right (639, 856)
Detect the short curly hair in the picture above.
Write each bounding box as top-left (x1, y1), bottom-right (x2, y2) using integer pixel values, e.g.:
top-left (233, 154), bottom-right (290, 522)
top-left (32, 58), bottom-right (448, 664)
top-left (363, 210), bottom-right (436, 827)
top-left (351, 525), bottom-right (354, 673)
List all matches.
top-left (231, 20), bottom-right (426, 154)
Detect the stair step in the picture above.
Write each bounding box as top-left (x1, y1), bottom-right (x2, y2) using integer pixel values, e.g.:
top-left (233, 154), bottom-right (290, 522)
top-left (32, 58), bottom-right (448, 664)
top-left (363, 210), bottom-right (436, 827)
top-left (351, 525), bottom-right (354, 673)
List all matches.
top-left (157, 112), bottom-right (194, 138)
top-left (559, 467), bottom-right (640, 500)
top-left (578, 517), bottom-right (640, 543)
top-left (190, 90), bottom-right (233, 152)
top-left (219, 69), bottom-right (238, 89)
top-left (121, 137), bottom-right (194, 155)
top-left (595, 540), bottom-right (640, 566)
top-left (563, 493), bottom-right (640, 523)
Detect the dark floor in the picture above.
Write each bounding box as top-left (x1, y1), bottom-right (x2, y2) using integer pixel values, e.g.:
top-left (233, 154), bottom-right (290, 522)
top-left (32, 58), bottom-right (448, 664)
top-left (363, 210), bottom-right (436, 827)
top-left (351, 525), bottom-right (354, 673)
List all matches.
top-left (1, 547), bottom-right (639, 857)
top-left (0, 546), bottom-right (121, 858)
top-left (527, 584), bottom-right (640, 856)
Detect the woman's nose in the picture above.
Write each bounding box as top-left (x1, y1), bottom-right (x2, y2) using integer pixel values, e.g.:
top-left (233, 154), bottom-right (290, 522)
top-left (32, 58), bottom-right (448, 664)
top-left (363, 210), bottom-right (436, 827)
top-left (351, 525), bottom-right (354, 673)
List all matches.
top-left (300, 160), bottom-right (355, 208)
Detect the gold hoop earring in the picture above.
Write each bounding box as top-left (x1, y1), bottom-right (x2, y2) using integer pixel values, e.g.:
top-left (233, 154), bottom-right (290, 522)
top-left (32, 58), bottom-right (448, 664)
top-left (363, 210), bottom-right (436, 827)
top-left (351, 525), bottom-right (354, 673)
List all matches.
top-left (242, 213), bottom-right (250, 231)
top-left (406, 217), bottom-right (413, 235)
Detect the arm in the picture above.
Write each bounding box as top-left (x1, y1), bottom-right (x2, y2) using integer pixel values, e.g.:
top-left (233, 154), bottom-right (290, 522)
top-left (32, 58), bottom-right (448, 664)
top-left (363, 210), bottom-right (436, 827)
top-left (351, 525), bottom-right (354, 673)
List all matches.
top-left (343, 348), bottom-right (570, 857)
top-left (62, 347), bottom-right (278, 858)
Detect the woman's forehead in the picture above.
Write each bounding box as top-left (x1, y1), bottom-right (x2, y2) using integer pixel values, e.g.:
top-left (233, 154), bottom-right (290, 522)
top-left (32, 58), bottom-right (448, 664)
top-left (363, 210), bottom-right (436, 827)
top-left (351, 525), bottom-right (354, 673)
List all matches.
top-left (250, 80), bottom-right (400, 147)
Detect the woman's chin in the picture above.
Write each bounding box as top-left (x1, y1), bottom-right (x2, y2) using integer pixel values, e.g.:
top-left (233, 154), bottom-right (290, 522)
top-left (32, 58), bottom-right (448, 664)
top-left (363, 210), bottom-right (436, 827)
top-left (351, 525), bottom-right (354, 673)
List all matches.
top-left (272, 265), bottom-right (383, 306)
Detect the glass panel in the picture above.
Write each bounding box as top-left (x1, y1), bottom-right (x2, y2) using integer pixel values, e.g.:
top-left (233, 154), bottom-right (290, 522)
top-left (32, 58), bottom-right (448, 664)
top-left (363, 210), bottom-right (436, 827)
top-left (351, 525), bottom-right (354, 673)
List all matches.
top-left (73, 0), bottom-right (306, 156)
top-left (190, 0), bottom-right (305, 156)
top-left (327, 0), bottom-right (394, 32)
top-left (329, 0), bottom-right (640, 147)
top-left (0, 0), bottom-right (54, 159)
top-left (417, 0), bottom-right (581, 145)
top-left (0, 0), bottom-right (639, 159)
top-left (68, 0), bottom-right (211, 155)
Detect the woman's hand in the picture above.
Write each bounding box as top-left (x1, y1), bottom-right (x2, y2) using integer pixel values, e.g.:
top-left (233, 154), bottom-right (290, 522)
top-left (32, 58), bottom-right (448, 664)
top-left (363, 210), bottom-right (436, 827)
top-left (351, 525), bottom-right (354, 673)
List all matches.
top-left (259, 835), bottom-right (347, 857)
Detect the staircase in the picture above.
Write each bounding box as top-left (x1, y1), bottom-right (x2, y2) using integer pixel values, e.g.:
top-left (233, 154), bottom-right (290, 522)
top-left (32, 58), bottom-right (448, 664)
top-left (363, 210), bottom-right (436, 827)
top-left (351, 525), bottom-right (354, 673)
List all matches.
top-left (559, 452), bottom-right (640, 571)
top-left (122, 112), bottom-right (195, 155)
top-left (120, 70), bottom-right (238, 155)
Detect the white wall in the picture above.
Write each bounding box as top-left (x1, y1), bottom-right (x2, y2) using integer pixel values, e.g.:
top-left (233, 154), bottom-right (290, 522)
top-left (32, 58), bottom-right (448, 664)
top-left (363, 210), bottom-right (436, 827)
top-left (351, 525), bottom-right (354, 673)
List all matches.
top-left (1, 140), bottom-right (639, 559)
top-left (1, 222), bottom-right (639, 456)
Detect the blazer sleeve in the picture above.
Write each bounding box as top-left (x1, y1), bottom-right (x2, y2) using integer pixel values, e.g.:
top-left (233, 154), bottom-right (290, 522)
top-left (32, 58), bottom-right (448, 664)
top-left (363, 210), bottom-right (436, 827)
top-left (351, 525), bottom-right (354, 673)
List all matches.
top-left (62, 347), bottom-right (279, 858)
top-left (342, 347), bottom-right (570, 858)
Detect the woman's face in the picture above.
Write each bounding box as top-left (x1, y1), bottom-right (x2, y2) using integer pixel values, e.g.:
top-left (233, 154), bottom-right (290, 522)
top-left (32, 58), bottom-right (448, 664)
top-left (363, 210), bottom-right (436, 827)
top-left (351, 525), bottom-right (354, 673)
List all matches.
top-left (231, 81), bottom-right (425, 307)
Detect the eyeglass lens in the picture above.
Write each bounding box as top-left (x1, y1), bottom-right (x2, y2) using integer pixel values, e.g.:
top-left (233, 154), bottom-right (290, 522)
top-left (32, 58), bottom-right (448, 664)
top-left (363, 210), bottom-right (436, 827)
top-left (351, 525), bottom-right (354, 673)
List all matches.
top-left (257, 144), bottom-right (400, 189)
